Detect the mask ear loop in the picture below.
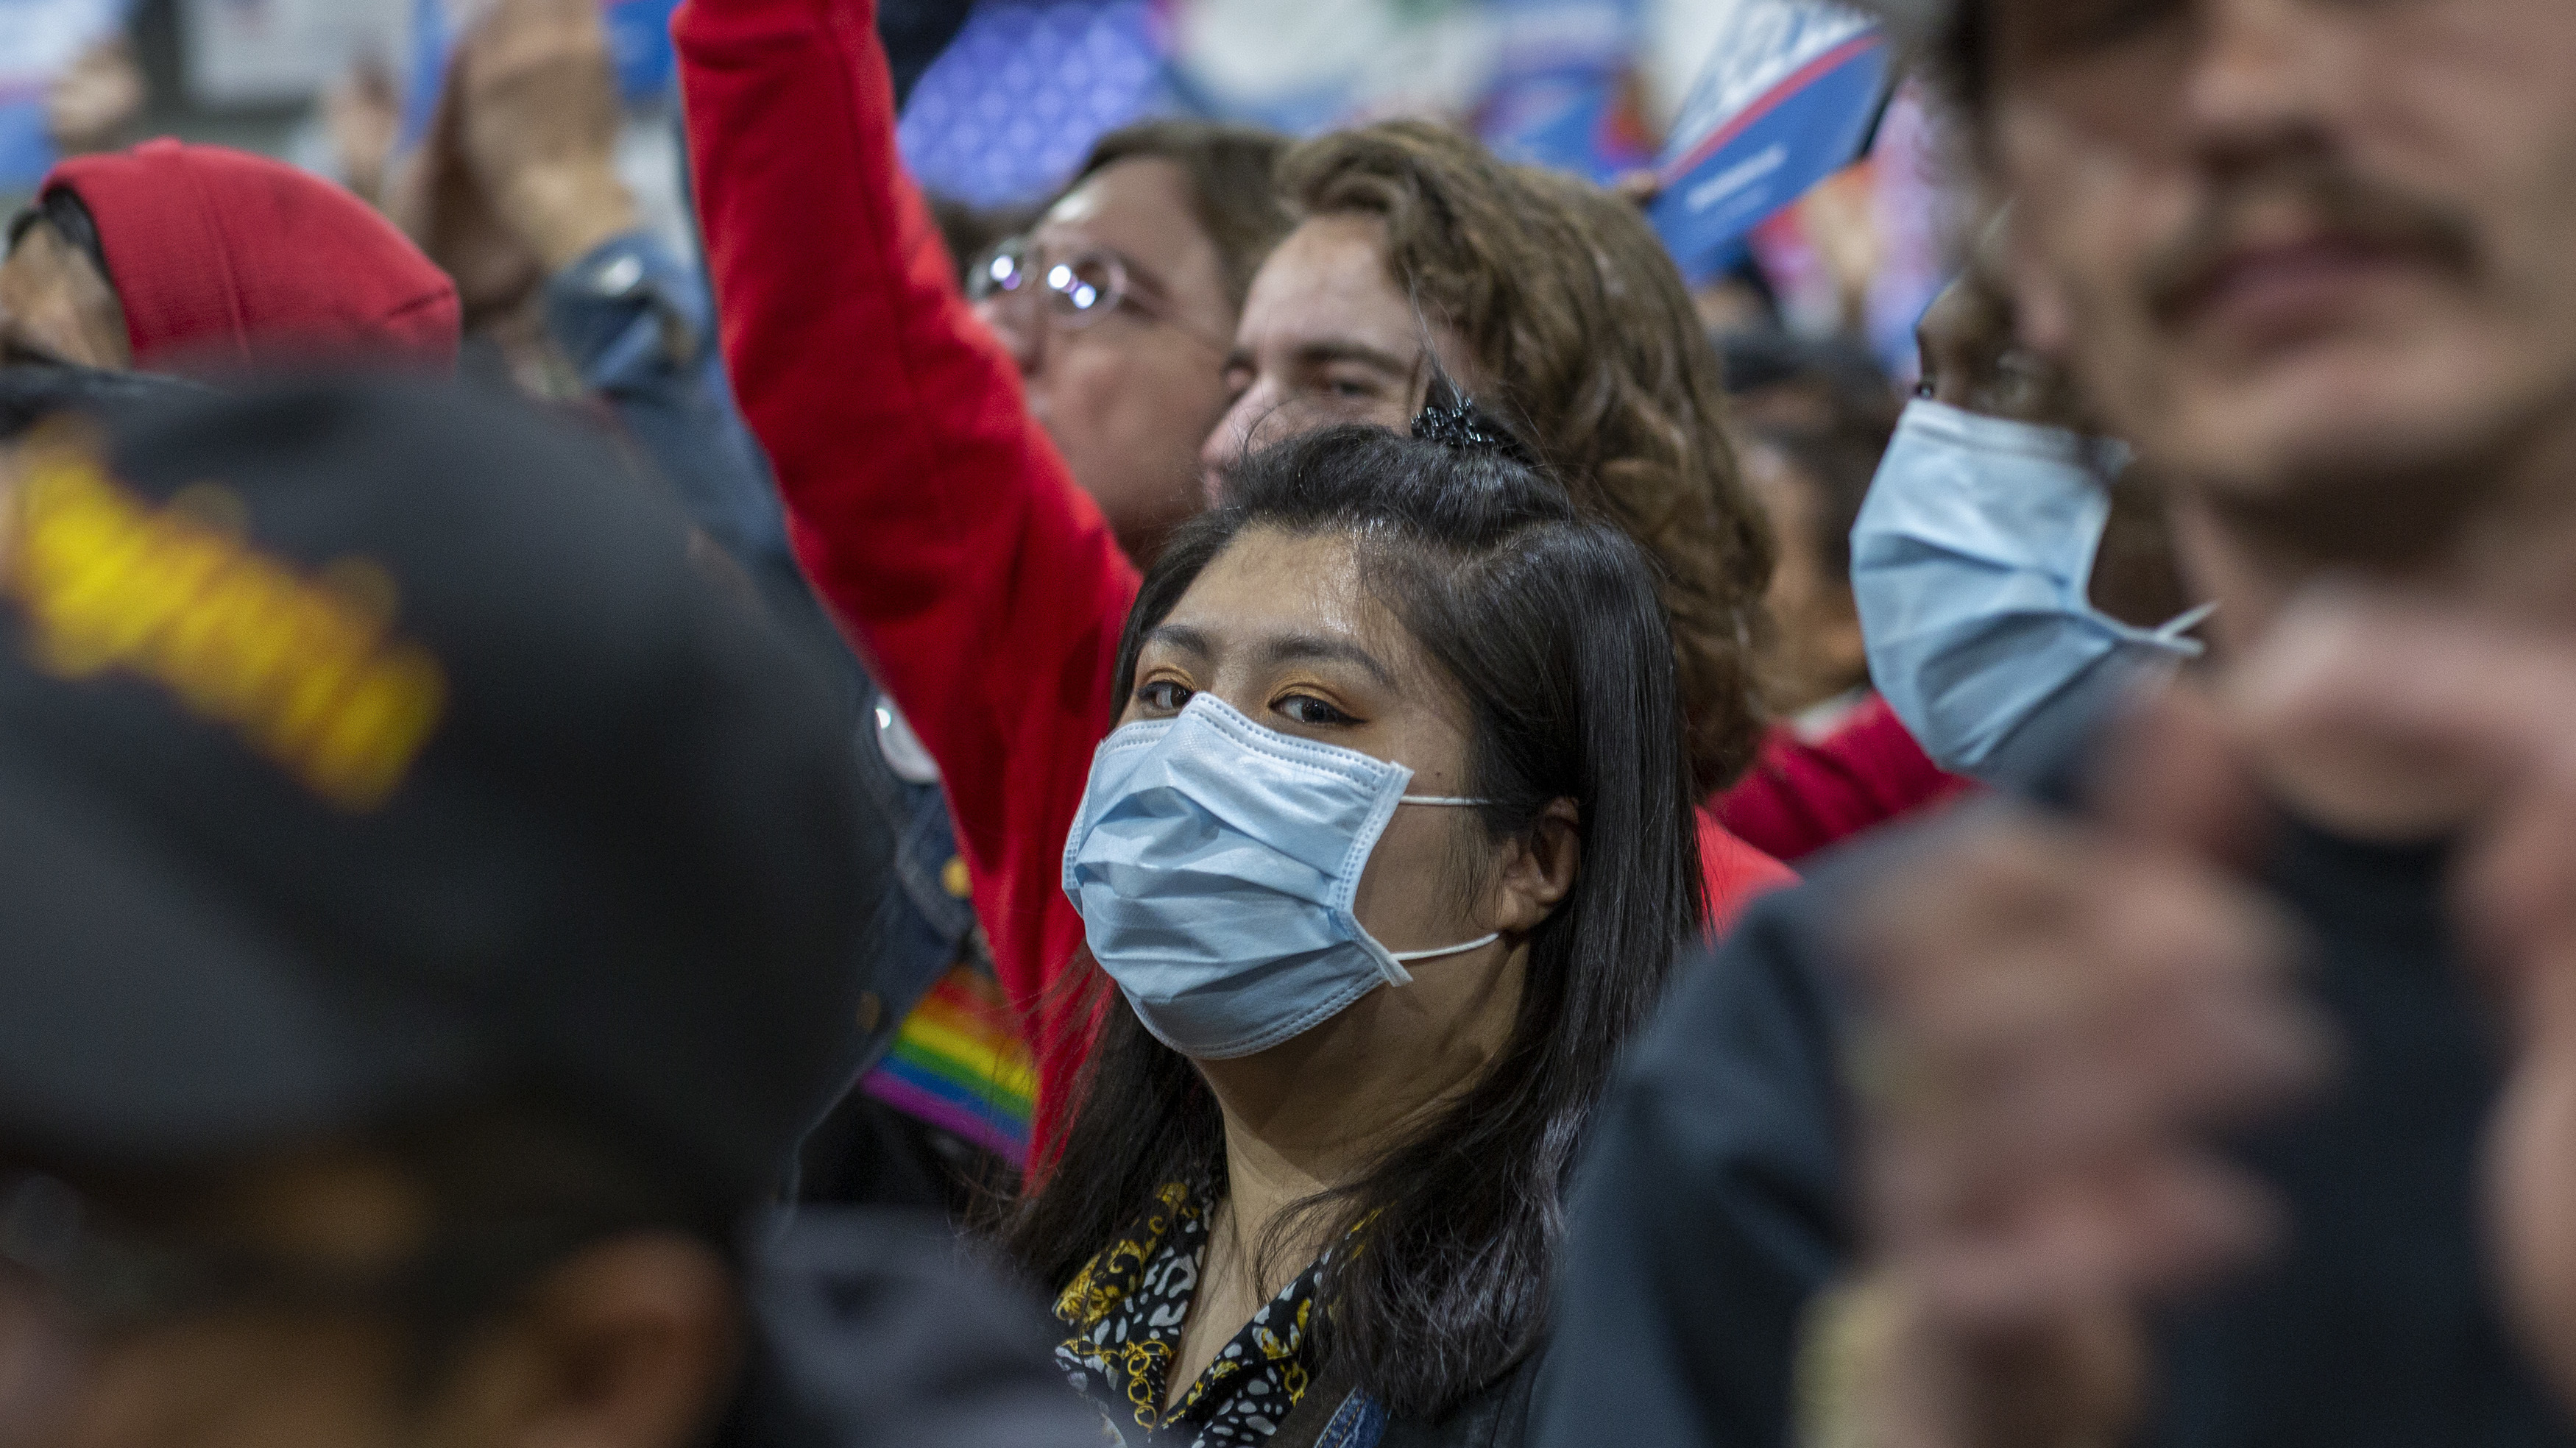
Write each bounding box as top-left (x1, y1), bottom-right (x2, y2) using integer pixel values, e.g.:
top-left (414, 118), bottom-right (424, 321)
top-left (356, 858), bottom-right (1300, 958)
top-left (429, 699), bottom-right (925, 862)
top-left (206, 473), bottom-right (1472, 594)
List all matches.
top-left (1388, 932), bottom-right (1501, 963)
top-left (1377, 794), bottom-right (1505, 962)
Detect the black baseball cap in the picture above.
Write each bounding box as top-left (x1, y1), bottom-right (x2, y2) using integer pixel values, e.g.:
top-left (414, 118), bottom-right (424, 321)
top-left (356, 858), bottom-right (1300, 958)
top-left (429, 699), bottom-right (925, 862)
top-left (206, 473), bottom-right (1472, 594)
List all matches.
top-left (0, 377), bottom-right (880, 1215)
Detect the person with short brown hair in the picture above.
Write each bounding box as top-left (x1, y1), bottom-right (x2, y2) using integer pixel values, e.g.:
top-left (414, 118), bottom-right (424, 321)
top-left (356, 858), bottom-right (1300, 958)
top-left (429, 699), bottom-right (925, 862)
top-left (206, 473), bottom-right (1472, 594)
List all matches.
top-left (1212, 125), bottom-right (1774, 797)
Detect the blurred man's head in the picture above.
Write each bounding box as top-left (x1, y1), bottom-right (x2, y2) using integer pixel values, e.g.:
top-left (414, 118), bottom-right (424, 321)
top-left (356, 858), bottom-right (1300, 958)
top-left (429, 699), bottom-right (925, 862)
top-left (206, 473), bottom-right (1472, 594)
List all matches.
top-left (0, 195), bottom-right (126, 369)
top-left (4, 141), bottom-right (460, 379)
top-left (1721, 329), bottom-right (1903, 440)
top-left (0, 1108), bottom-right (740, 1448)
top-left (1206, 121), bottom-right (1776, 792)
top-left (968, 121), bottom-right (1290, 564)
top-left (1744, 422), bottom-right (1891, 718)
top-left (1716, 333), bottom-right (1897, 717)
top-left (0, 380), bottom-right (872, 1448)
top-left (1909, 0), bottom-right (2576, 530)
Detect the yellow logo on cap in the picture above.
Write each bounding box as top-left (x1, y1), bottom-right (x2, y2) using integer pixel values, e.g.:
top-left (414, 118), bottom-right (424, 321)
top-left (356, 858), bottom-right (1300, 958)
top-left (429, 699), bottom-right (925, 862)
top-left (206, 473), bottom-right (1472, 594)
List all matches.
top-left (1, 427), bottom-right (447, 812)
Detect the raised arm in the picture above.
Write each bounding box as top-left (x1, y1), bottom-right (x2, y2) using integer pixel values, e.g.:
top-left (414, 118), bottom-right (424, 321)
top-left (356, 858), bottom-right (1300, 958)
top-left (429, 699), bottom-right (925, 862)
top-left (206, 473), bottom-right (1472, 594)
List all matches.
top-left (675, 0), bottom-right (1136, 1129)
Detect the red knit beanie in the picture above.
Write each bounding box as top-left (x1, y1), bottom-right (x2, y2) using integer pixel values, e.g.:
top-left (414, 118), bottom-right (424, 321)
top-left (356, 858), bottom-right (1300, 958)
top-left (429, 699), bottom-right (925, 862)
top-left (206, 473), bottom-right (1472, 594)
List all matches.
top-left (42, 141), bottom-right (460, 376)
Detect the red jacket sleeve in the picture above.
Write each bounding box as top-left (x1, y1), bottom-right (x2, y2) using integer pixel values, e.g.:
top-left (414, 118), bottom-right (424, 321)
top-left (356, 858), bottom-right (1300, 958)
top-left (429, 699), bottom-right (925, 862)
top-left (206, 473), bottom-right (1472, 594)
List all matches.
top-left (1713, 694), bottom-right (1975, 865)
top-left (675, 0), bottom-right (1135, 1145)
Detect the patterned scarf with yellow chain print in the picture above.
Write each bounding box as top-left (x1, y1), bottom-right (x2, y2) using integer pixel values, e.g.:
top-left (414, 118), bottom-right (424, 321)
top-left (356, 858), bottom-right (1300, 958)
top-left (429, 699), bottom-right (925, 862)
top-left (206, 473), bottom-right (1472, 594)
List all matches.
top-left (1054, 1179), bottom-right (1333, 1444)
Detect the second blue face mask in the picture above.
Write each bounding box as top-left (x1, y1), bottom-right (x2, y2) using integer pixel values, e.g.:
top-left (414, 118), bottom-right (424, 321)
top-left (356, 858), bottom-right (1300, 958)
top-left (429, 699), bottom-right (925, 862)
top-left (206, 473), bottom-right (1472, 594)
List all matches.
top-left (1852, 399), bottom-right (2212, 785)
top-left (1061, 692), bottom-right (1497, 1061)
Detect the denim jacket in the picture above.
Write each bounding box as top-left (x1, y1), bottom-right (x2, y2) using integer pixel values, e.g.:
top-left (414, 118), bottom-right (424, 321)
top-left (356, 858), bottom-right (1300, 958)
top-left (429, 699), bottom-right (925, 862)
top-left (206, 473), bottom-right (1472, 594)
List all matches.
top-left (542, 232), bottom-right (977, 1084)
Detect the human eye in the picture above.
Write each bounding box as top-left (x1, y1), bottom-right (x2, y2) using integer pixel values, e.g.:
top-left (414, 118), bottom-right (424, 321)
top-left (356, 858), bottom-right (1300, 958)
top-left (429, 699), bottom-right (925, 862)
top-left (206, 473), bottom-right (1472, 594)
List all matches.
top-left (1273, 692), bottom-right (1359, 727)
top-left (1134, 678), bottom-right (1195, 714)
top-left (1321, 370), bottom-right (1384, 402)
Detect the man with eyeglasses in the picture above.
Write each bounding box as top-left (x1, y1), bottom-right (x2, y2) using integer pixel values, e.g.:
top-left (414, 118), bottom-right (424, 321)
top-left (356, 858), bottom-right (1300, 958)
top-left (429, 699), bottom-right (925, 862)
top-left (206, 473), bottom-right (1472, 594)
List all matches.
top-left (962, 127), bottom-right (1290, 564)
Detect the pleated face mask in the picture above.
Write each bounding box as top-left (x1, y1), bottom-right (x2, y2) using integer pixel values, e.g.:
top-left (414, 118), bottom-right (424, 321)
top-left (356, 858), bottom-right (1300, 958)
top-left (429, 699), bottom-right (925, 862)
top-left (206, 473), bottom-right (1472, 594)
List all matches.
top-left (1851, 399), bottom-right (2211, 781)
top-left (1061, 692), bottom-right (1497, 1060)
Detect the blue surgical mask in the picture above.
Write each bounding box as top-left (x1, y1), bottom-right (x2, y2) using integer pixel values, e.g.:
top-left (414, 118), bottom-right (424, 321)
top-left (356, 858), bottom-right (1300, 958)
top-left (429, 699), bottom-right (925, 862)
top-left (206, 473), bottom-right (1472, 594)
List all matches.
top-left (1061, 692), bottom-right (1497, 1060)
top-left (1851, 400), bottom-right (2212, 785)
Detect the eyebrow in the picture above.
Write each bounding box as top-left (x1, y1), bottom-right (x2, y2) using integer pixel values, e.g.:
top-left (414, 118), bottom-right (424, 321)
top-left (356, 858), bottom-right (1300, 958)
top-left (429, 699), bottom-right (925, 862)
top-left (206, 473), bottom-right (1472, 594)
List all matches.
top-left (1292, 339), bottom-right (1418, 377)
top-left (1143, 623), bottom-right (1398, 689)
top-left (1262, 634), bottom-right (1397, 687)
top-left (1220, 336), bottom-right (1423, 378)
top-left (1145, 622), bottom-right (1215, 660)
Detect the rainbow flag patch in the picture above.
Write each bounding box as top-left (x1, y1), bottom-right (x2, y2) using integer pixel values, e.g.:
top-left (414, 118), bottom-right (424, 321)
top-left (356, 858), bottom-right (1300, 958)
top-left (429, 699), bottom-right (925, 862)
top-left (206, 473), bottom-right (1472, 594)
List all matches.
top-left (860, 964), bottom-right (1036, 1164)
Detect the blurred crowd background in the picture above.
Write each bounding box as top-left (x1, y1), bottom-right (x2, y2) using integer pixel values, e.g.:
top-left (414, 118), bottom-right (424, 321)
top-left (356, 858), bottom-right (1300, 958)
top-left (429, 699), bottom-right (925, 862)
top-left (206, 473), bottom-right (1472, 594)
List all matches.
top-left (0, 0), bottom-right (1950, 377)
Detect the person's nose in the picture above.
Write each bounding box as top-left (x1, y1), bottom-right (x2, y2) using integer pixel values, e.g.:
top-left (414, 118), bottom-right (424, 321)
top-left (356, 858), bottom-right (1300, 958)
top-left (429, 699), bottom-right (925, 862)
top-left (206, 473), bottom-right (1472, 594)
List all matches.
top-left (1199, 380), bottom-right (1275, 474)
top-left (2179, 0), bottom-right (2334, 163)
top-left (973, 294), bottom-right (1043, 376)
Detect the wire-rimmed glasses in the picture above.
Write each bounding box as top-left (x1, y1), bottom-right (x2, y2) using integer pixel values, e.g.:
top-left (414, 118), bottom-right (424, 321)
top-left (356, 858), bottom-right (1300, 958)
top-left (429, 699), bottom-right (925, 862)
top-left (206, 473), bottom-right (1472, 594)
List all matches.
top-left (966, 236), bottom-right (1230, 352)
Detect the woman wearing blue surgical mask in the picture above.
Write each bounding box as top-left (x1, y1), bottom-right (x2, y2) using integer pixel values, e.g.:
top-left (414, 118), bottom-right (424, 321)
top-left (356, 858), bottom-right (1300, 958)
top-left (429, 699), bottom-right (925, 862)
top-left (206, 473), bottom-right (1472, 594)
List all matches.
top-left (999, 416), bottom-right (1702, 1447)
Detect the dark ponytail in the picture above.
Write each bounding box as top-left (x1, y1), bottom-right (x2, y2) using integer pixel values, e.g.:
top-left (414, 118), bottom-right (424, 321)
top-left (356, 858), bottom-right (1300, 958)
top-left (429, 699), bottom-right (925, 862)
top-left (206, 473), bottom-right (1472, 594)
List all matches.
top-left (996, 424), bottom-right (1699, 1417)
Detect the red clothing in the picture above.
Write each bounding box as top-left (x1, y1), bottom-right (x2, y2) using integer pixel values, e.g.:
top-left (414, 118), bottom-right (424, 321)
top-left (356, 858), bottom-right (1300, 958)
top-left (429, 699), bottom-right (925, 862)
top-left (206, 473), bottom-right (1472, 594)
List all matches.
top-left (46, 141), bottom-right (459, 376)
top-left (676, 0), bottom-right (1791, 1149)
top-left (1714, 694), bottom-right (1975, 865)
top-left (1699, 811), bottom-right (1798, 929)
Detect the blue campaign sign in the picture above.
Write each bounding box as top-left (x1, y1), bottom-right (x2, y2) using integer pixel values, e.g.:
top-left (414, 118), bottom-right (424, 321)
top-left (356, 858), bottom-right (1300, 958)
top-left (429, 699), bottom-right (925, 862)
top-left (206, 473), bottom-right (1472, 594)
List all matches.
top-left (0, 102), bottom-right (51, 194)
top-left (1649, 0), bottom-right (1889, 282)
top-left (1484, 70), bottom-right (1652, 185)
top-left (398, 0), bottom-right (452, 149)
top-left (1479, 0), bottom-right (1649, 185)
top-left (600, 0), bottom-right (681, 99)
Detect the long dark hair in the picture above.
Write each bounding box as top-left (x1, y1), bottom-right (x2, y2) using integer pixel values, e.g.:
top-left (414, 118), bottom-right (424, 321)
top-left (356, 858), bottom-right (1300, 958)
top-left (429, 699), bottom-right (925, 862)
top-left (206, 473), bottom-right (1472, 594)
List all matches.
top-left (997, 424), bottom-right (1702, 1417)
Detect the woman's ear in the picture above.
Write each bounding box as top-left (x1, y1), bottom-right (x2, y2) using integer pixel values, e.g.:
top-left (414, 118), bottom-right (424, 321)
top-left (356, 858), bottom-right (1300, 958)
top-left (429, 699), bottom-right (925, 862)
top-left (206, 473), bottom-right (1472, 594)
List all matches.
top-left (1493, 798), bottom-right (1581, 934)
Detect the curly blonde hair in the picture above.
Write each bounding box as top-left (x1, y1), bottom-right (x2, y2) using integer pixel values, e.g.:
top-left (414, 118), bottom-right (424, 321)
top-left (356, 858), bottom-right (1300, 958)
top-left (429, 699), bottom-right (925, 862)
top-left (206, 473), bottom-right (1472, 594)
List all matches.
top-left (1280, 121), bottom-right (1776, 794)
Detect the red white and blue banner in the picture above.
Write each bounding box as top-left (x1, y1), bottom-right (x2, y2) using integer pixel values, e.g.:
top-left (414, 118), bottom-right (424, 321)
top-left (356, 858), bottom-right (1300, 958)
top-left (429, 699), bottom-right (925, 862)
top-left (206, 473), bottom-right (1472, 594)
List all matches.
top-left (1648, 0), bottom-right (1890, 282)
top-left (1475, 0), bottom-right (1650, 185)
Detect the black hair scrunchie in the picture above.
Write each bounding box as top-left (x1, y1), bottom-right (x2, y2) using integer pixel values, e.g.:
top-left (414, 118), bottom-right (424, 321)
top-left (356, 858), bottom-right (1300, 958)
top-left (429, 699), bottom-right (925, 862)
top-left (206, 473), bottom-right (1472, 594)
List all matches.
top-left (1409, 377), bottom-right (1540, 469)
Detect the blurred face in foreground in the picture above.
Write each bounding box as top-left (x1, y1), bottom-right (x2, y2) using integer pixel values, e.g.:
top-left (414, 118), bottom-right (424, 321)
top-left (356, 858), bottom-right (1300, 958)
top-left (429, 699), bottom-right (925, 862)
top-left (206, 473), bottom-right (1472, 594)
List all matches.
top-left (1743, 441), bottom-right (1866, 717)
top-left (0, 1149), bottom-right (735, 1448)
top-left (1989, 0), bottom-right (2576, 516)
top-left (0, 221), bottom-right (127, 369)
